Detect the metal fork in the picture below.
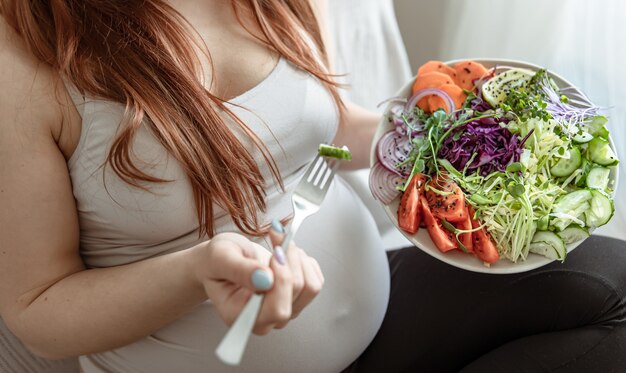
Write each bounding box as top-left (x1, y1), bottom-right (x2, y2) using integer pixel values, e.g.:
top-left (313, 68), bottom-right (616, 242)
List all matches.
top-left (215, 153), bottom-right (340, 366)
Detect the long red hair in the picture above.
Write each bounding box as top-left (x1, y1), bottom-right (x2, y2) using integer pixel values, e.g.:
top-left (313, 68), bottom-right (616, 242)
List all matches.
top-left (0, 0), bottom-right (341, 236)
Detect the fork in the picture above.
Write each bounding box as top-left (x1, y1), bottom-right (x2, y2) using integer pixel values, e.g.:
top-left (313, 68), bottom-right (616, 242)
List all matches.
top-left (215, 153), bottom-right (340, 366)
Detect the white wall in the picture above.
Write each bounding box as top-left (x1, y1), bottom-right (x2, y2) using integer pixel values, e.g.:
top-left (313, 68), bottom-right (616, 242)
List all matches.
top-left (394, 0), bottom-right (448, 70)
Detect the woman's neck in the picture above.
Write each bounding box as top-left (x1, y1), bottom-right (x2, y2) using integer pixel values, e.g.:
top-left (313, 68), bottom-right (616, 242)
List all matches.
top-left (163, 0), bottom-right (279, 100)
top-left (166, 0), bottom-right (232, 28)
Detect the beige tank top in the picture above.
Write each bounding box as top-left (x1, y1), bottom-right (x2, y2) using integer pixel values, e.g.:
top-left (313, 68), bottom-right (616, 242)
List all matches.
top-left (68, 58), bottom-right (390, 373)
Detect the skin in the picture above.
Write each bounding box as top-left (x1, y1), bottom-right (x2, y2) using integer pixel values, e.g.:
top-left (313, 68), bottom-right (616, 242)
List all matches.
top-left (0, 0), bottom-right (380, 360)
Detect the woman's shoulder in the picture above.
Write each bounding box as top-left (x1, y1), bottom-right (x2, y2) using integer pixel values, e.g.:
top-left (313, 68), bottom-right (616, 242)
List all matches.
top-left (0, 17), bottom-right (71, 142)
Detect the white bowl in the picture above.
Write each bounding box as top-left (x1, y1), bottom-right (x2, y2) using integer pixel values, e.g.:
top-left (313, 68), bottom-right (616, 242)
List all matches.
top-left (371, 58), bottom-right (619, 274)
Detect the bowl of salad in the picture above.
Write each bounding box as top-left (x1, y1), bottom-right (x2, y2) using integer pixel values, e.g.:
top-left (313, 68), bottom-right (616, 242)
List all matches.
top-left (370, 58), bottom-right (619, 273)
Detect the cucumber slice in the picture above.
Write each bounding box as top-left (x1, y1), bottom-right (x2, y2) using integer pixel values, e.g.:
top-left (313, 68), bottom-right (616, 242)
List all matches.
top-left (574, 158), bottom-right (593, 188)
top-left (586, 167), bottom-right (611, 191)
top-left (530, 231), bottom-right (566, 261)
top-left (552, 190), bottom-right (592, 214)
top-left (318, 144), bottom-right (352, 161)
top-left (587, 137), bottom-right (619, 167)
top-left (551, 201), bottom-right (590, 231)
top-left (551, 190), bottom-right (592, 231)
top-left (551, 147), bottom-right (582, 177)
top-left (572, 131), bottom-right (593, 144)
top-left (537, 214), bottom-right (549, 230)
top-left (557, 225), bottom-right (590, 245)
top-left (585, 190), bottom-right (614, 228)
top-left (587, 116), bottom-right (609, 139)
top-left (529, 241), bottom-right (563, 261)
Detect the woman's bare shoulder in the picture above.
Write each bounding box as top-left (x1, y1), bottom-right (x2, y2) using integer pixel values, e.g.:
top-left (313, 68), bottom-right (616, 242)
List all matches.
top-left (0, 16), bottom-right (67, 140)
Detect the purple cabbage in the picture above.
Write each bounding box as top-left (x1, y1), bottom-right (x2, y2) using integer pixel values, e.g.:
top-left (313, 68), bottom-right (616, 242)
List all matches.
top-left (438, 117), bottom-right (523, 176)
top-left (469, 96), bottom-right (494, 112)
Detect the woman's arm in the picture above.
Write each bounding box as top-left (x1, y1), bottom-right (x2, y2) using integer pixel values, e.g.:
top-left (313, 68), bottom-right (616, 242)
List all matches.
top-left (311, 0), bottom-right (383, 170)
top-left (0, 33), bottom-right (209, 358)
top-left (0, 20), bottom-right (309, 360)
top-left (333, 102), bottom-right (381, 170)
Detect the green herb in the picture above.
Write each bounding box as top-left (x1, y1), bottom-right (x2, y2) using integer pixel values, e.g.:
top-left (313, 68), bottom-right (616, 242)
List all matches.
top-left (500, 69), bottom-right (552, 121)
top-left (441, 219), bottom-right (469, 253)
top-left (506, 162), bottom-right (523, 173)
top-left (470, 193), bottom-right (494, 205)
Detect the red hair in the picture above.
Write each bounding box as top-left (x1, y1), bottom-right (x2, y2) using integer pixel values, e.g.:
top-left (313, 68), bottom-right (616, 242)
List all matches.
top-left (0, 0), bottom-right (342, 236)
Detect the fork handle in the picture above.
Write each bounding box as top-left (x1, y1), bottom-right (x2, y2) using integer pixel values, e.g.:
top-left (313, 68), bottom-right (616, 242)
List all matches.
top-left (214, 223), bottom-right (296, 366)
top-left (282, 211), bottom-right (305, 249)
top-left (279, 226), bottom-right (296, 252)
top-left (214, 293), bottom-right (263, 365)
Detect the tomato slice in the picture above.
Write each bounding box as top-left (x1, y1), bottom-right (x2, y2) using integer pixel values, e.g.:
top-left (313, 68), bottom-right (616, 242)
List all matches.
top-left (398, 173), bottom-right (427, 234)
top-left (425, 174), bottom-right (467, 222)
top-left (420, 195), bottom-right (458, 252)
top-left (467, 206), bottom-right (500, 263)
top-left (454, 207), bottom-right (473, 253)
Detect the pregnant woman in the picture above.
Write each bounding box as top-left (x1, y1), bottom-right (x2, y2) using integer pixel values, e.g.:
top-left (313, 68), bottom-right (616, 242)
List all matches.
top-left (0, 1), bottom-right (388, 371)
top-left (0, 1), bottom-right (624, 372)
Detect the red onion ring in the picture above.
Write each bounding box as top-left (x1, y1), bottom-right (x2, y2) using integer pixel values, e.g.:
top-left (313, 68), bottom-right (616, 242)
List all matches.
top-left (369, 162), bottom-right (405, 205)
top-left (389, 103), bottom-right (404, 117)
top-left (377, 96), bottom-right (407, 108)
top-left (474, 67), bottom-right (496, 92)
top-left (376, 130), bottom-right (413, 176)
top-left (405, 87), bottom-right (456, 113)
top-left (389, 103), bottom-right (406, 129)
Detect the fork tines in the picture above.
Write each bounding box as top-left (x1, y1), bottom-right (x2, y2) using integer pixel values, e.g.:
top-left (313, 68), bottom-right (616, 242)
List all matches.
top-left (304, 155), bottom-right (338, 190)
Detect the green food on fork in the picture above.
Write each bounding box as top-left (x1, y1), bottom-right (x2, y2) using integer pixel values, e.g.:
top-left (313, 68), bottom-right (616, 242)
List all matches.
top-left (318, 144), bottom-right (353, 161)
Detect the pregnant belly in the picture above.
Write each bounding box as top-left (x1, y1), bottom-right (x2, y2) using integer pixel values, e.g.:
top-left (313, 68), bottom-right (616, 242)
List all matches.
top-left (82, 177), bottom-right (390, 373)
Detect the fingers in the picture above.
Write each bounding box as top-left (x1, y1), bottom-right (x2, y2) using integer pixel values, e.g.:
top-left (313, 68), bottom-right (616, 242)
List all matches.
top-left (251, 246), bottom-right (324, 333)
top-left (296, 254), bottom-right (324, 315)
top-left (268, 218), bottom-right (286, 248)
top-left (206, 223), bottom-right (324, 335)
top-left (269, 218), bottom-right (305, 306)
top-left (287, 245), bottom-right (305, 302)
top-left (207, 233), bottom-right (274, 293)
top-left (253, 247), bottom-right (293, 335)
top-left (275, 248), bottom-right (324, 328)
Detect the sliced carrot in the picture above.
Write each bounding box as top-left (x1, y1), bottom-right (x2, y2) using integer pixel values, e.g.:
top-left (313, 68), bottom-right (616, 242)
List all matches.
top-left (412, 71), bottom-right (455, 93)
top-left (428, 83), bottom-right (467, 113)
top-left (453, 60), bottom-right (489, 91)
top-left (411, 71), bottom-right (455, 111)
top-left (417, 60), bottom-right (457, 81)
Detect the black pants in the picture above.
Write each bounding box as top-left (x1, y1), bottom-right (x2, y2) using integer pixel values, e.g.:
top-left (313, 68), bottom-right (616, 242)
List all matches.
top-left (343, 235), bottom-right (626, 373)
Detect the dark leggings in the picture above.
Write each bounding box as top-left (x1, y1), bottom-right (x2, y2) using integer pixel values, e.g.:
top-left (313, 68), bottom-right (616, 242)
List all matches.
top-left (342, 235), bottom-right (626, 373)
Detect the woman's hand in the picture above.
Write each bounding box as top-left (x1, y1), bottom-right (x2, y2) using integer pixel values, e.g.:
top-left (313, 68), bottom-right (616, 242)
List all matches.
top-left (267, 220), bottom-right (325, 324)
top-left (192, 223), bottom-right (324, 335)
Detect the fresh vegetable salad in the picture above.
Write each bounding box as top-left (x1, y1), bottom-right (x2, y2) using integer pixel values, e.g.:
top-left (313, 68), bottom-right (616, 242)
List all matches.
top-left (370, 60), bottom-right (619, 265)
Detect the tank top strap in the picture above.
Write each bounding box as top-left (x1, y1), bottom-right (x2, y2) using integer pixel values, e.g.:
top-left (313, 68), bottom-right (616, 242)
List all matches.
top-left (62, 77), bottom-right (87, 119)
